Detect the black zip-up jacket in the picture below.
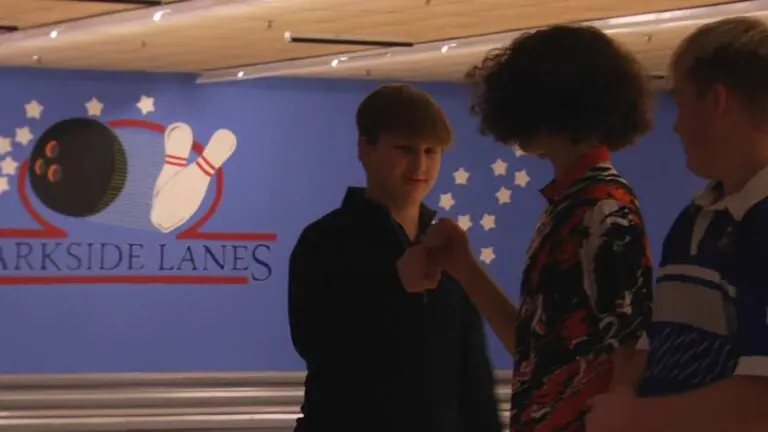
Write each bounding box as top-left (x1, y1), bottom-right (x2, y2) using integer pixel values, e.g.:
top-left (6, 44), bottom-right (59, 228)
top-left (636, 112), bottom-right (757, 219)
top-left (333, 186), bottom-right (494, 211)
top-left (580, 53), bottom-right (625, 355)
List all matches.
top-left (288, 187), bottom-right (501, 432)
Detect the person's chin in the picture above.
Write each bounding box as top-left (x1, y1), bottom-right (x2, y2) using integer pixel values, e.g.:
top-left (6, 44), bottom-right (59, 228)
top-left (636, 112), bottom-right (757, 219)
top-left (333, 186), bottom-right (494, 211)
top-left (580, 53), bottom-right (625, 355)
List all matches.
top-left (400, 184), bottom-right (428, 202)
top-left (686, 158), bottom-right (713, 180)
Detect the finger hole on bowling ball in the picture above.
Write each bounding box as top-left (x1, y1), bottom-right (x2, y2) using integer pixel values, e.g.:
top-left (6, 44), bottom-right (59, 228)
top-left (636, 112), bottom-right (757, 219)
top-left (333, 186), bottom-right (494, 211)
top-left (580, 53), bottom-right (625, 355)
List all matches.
top-left (45, 140), bottom-right (59, 158)
top-left (34, 158), bottom-right (46, 176)
top-left (47, 164), bottom-right (62, 183)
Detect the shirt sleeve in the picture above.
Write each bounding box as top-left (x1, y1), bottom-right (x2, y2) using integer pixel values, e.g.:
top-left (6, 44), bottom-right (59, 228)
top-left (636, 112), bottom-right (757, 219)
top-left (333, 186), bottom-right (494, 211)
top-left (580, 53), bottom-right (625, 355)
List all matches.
top-left (733, 298), bottom-right (768, 377)
top-left (581, 199), bottom-right (654, 352)
top-left (733, 216), bottom-right (768, 377)
top-left (458, 294), bottom-right (503, 432)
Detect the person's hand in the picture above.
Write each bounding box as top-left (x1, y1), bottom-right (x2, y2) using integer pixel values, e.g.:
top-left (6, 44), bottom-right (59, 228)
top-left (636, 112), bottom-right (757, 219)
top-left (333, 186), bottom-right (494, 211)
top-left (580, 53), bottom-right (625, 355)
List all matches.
top-left (397, 244), bottom-right (441, 293)
top-left (421, 217), bottom-right (474, 278)
top-left (585, 386), bottom-right (642, 432)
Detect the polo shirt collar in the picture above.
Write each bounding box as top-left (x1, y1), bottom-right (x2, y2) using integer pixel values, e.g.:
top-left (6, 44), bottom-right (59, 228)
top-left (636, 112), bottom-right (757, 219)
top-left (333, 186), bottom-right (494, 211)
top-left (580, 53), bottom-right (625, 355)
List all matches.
top-left (693, 164), bottom-right (768, 220)
top-left (540, 146), bottom-right (611, 203)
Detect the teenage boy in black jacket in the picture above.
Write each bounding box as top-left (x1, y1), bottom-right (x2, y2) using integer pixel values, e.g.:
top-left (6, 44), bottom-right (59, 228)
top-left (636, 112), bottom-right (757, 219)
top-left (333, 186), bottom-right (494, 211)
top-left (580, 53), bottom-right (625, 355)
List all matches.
top-left (288, 84), bottom-right (501, 432)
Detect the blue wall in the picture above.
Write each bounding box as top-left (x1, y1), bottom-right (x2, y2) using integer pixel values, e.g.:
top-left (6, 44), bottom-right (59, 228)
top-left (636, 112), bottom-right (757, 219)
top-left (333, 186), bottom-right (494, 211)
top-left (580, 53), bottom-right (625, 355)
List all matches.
top-left (0, 68), bottom-right (702, 373)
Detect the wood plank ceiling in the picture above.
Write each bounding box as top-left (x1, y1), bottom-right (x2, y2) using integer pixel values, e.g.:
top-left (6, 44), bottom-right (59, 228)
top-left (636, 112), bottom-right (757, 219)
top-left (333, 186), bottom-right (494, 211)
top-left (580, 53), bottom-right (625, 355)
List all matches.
top-left (0, 0), bottom-right (750, 82)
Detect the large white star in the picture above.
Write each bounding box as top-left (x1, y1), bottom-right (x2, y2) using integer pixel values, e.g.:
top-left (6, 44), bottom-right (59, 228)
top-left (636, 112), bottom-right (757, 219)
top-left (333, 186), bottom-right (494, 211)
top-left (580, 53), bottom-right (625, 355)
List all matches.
top-left (513, 146), bottom-right (526, 157)
top-left (453, 167), bottom-right (470, 185)
top-left (514, 169), bottom-right (531, 188)
top-left (480, 247), bottom-right (496, 265)
top-left (136, 95), bottom-right (155, 115)
top-left (457, 214), bottom-right (472, 231)
top-left (480, 213), bottom-right (496, 231)
top-left (0, 176), bottom-right (9, 195)
top-left (85, 97), bottom-right (104, 116)
top-left (496, 186), bottom-right (511, 204)
top-left (491, 158), bottom-right (508, 176)
top-left (15, 127), bottom-right (34, 146)
top-left (438, 192), bottom-right (455, 211)
top-left (0, 156), bottom-right (18, 176)
top-left (24, 100), bottom-right (44, 119)
top-left (0, 136), bottom-right (11, 155)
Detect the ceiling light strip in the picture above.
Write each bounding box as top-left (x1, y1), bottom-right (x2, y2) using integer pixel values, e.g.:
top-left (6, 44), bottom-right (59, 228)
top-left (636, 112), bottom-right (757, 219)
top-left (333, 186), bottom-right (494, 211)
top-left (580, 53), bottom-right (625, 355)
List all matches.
top-left (196, 0), bottom-right (768, 84)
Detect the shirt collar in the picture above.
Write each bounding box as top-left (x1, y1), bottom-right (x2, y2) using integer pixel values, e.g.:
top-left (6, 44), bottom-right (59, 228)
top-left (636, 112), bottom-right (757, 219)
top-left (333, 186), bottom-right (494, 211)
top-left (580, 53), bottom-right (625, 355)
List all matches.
top-left (540, 146), bottom-right (611, 203)
top-left (341, 187), bottom-right (437, 230)
top-left (693, 164), bottom-right (768, 220)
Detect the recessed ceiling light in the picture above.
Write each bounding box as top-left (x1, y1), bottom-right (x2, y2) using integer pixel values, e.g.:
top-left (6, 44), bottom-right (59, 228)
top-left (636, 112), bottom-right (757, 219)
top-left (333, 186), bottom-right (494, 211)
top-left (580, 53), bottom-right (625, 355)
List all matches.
top-left (153, 10), bottom-right (170, 22)
top-left (49, 29), bottom-right (58, 39)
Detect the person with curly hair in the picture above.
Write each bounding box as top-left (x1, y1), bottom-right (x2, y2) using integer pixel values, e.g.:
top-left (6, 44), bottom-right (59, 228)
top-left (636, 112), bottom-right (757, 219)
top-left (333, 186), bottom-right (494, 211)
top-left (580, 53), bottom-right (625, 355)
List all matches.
top-left (397, 25), bottom-right (655, 431)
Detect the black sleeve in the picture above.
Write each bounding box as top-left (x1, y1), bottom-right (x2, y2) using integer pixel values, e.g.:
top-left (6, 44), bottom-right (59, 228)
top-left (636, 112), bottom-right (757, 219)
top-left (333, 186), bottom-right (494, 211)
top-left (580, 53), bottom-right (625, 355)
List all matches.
top-left (288, 224), bottom-right (396, 427)
top-left (459, 297), bottom-right (503, 432)
top-left (288, 225), bottom-right (351, 363)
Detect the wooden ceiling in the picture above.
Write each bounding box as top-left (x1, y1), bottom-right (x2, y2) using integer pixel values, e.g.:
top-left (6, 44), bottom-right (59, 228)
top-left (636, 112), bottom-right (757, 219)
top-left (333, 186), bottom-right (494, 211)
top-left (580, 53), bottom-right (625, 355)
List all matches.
top-left (0, 0), bottom-right (755, 83)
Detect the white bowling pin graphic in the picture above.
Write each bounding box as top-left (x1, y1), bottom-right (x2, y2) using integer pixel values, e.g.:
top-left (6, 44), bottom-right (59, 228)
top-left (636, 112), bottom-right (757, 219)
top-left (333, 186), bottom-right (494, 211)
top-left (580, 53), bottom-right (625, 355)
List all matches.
top-left (150, 129), bottom-right (237, 233)
top-left (153, 122), bottom-right (194, 198)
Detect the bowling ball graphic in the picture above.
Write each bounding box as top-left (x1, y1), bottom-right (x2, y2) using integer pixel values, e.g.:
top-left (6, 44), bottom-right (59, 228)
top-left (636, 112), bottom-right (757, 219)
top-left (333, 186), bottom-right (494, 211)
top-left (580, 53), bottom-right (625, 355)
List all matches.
top-left (29, 117), bottom-right (128, 218)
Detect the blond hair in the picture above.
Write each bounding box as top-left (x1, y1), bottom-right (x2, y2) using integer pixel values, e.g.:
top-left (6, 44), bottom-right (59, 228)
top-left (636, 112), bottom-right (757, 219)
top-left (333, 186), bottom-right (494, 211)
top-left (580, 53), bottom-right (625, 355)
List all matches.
top-left (672, 16), bottom-right (768, 120)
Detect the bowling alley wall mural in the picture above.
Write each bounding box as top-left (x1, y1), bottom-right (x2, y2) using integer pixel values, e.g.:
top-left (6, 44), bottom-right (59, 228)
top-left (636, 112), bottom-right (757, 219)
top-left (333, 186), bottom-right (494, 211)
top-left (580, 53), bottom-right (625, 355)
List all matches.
top-left (0, 68), bottom-right (703, 374)
top-left (0, 101), bottom-right (274, 287)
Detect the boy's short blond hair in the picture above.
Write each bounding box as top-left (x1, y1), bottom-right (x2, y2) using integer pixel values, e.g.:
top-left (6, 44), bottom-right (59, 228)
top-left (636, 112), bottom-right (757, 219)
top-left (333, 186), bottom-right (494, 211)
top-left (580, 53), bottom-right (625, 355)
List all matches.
top-left (672, 16), bottom-right (768, 122)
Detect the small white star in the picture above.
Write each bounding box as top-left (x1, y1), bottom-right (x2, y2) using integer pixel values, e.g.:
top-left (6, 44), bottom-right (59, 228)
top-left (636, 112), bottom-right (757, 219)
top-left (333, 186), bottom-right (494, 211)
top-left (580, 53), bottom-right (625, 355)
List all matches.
top-left (480, 247), bottom-right (496, 265)
top-left (480, 213), bottom-right (496, 231)
top-left (0, 156), bottom-right (18, 176)
top-left (24, 100), bottom-right (44, 119)
top-left (85, 97), bottom-right (104, 116)
top-left (15, 127), bottom-right (34, 146)
top-left (438, 192), bottom-right (455, 211)
top-left (0, 176), bottom-right (9, 195)
top-left (453, 167), bottom-right (470, 185)
top-left (491, 158), bottom-right (508, 176)
top-left (457, 214), bottom-right (472, 231)
top-left (496, 186), bottom-right (512, 204)
top-left (136, 95), bottom-right (155, 115)
top-left (514, 169), bottom-right (531, 188)
top-left (0, 137), bottom-right (11, 155)
top-left (513, 146), bottom-right (526, 157)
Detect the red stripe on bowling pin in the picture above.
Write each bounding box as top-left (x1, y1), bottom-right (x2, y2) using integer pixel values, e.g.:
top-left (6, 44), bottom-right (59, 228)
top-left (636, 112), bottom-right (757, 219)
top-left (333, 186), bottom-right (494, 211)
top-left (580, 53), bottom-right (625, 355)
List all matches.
top-left (164, 154), bottom-right (187, 167)
top-left (195, 154), bottom-right (217, 177)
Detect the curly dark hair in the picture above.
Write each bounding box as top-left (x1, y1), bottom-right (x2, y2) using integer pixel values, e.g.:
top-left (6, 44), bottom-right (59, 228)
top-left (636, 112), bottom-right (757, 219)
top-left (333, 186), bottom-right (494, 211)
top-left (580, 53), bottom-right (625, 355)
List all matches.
top-left (466, 25), bottom-right (652, 151)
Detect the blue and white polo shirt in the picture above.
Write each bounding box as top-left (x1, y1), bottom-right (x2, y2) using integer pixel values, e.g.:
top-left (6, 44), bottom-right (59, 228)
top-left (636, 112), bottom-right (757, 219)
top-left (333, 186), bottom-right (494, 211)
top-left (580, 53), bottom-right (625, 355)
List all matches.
top-left (638, 167), bottom-right (768, 397)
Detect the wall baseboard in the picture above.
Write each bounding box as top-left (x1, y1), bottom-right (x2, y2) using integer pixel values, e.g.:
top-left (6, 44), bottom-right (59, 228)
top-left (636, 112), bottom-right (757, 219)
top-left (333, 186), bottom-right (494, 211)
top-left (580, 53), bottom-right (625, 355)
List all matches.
top-left (0, 370), bottom-right (513, 431)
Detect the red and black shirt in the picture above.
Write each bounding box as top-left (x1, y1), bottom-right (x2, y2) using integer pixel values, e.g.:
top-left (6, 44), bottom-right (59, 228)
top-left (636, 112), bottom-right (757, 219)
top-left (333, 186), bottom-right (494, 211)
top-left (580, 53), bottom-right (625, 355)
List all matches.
top-left (509, 147), bottom-right (654, 431)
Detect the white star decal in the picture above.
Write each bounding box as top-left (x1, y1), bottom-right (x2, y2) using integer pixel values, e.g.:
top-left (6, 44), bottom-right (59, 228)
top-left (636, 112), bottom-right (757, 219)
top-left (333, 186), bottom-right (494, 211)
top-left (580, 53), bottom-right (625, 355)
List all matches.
top-left (480, 247), bottom-right (496, 265)
top-left (85, 97), bottom-right (104, 116)
top-left (491, 158), bottom-right (508, 176)
top-left (438, 192), bottom-right (455, 211)
top-left (453, 167), bottom-right (470, 185)
top-left (0, 176), bottom-right (9, 195)
top-left (0, 156), bottom-right (18, 176)
top-left (136, 95), bottom-right (156, 115)
top-left (495, 186), bottom-right (512, 205)
top-left (0, 136), bottom-right (11, 155)
top-left (514, 169), bottom-right (531, 188)
top-left (513, 146), bottom-right (526, 157)
top-left (15, 127), bottom-right (34, 146)
top-left (24, 100), bottom-right (44, 119)
top-left (480, 213), bottom-right (496, 231)
top-left (457, 214), bottom-right (472, 231)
